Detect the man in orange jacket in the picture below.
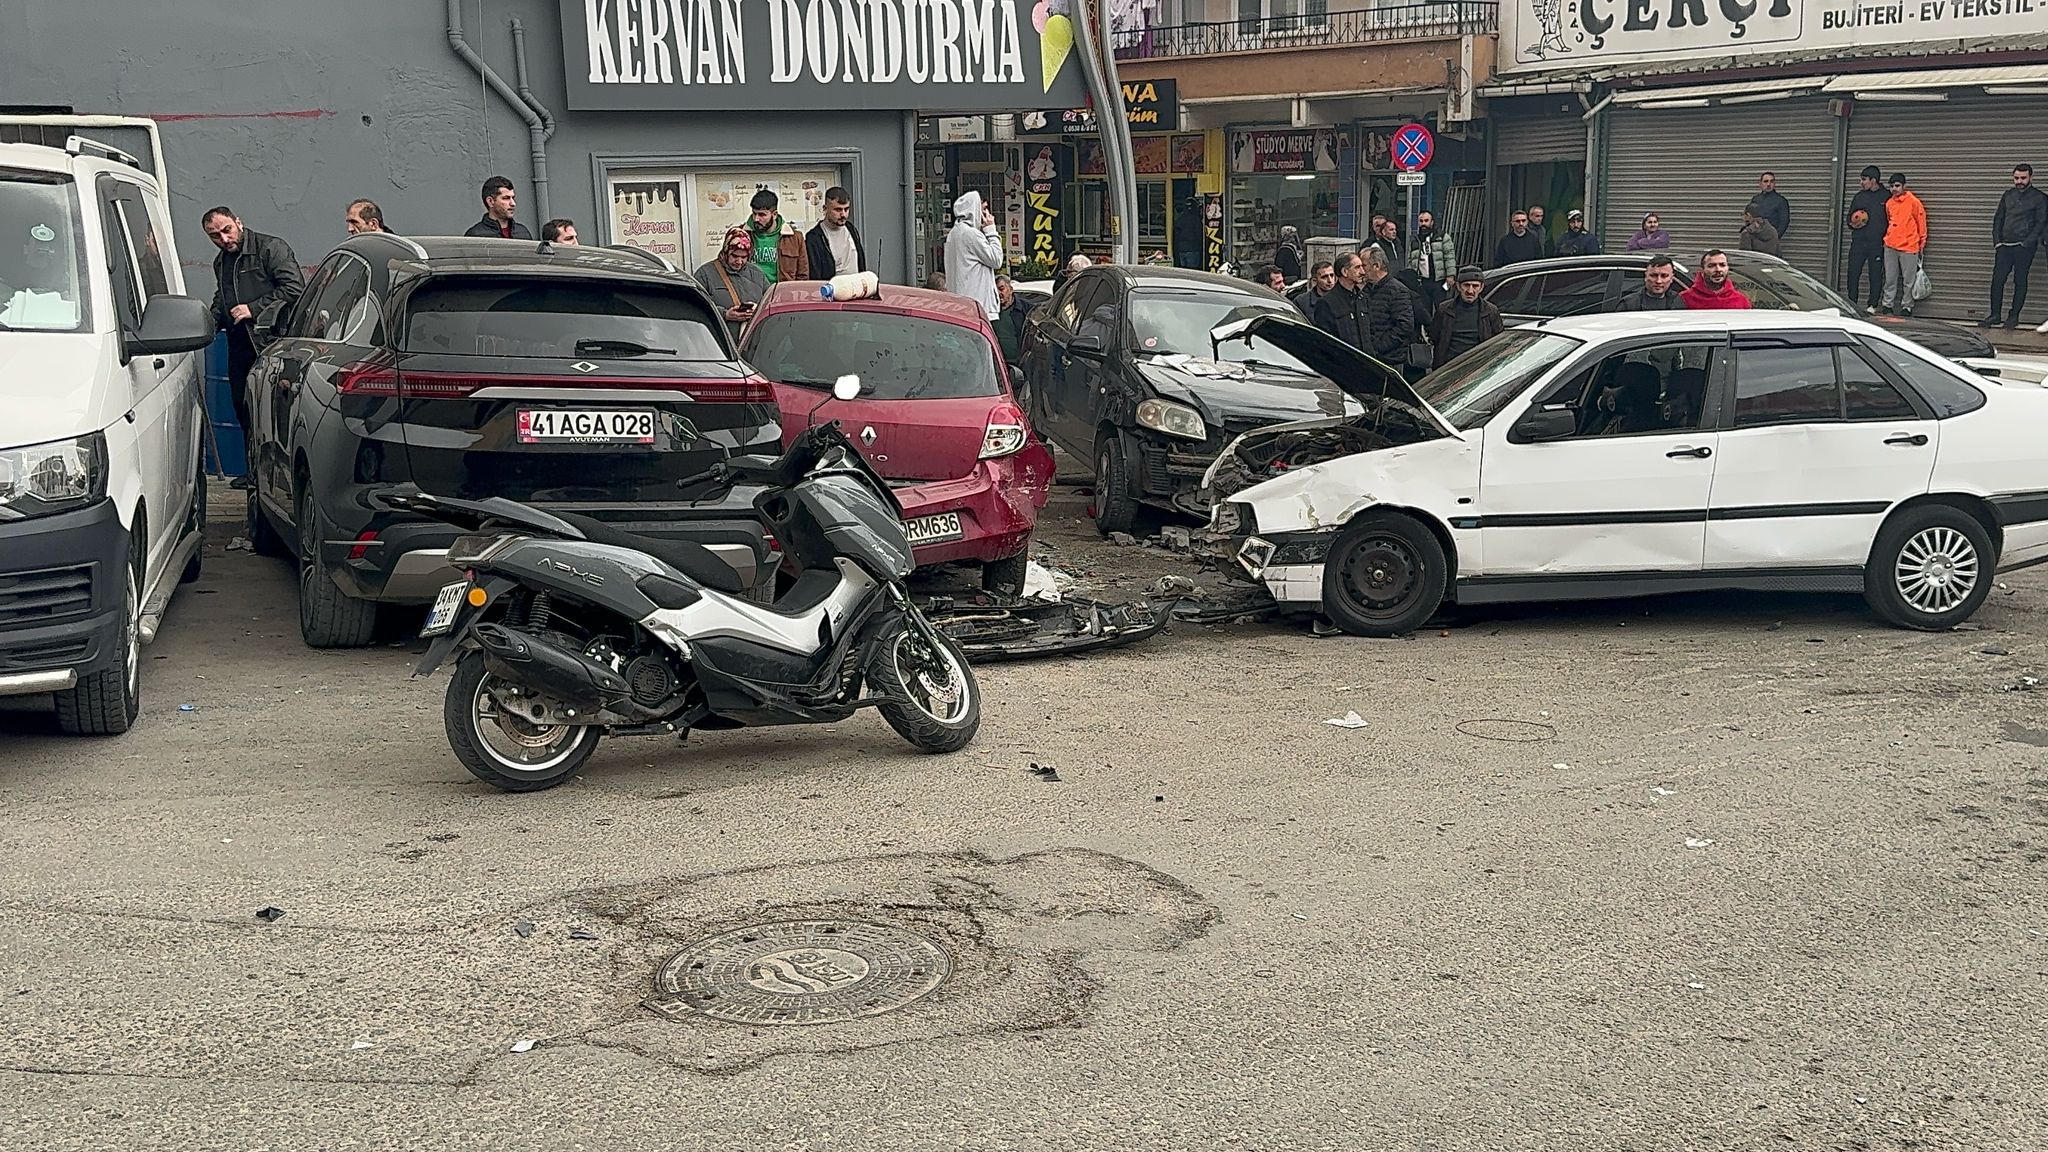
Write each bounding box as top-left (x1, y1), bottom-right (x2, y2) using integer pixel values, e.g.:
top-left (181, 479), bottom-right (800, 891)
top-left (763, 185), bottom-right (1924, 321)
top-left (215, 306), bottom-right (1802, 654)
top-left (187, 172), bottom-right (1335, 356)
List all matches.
top-left (1879, 172), bottom-right (1928, 316)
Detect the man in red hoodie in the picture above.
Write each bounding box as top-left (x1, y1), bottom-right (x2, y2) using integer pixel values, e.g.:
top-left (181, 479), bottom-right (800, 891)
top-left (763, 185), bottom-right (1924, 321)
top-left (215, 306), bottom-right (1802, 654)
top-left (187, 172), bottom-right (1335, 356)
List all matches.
top-left (1680, 249), bottom-right (1752, 309)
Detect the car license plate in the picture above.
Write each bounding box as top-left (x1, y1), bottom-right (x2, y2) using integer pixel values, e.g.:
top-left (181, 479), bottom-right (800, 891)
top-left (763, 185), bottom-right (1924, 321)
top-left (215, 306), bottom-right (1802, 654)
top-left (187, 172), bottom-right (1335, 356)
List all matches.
top-left (421, 581), bottom-right (467, 637)
top-left (903, 512), bottom-right (964, 545)
top-left (517, 409), bottom-right (656, 444)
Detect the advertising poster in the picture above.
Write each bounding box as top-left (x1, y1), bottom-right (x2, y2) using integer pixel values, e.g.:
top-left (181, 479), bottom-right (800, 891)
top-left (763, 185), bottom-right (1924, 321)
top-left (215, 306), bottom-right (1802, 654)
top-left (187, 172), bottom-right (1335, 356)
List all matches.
top-left (609, 181), bottom-right (686, 263)
top-left (1024, 143), bottom-right (1066, 269)
top-left (692, 171), bottom-right (834, 266)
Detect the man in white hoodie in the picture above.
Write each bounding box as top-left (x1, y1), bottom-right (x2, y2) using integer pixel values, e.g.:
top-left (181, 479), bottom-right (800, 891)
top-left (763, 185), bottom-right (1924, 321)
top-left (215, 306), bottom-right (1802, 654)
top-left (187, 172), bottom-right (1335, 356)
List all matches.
top-left (945, 190), bottom-right (1004, 319)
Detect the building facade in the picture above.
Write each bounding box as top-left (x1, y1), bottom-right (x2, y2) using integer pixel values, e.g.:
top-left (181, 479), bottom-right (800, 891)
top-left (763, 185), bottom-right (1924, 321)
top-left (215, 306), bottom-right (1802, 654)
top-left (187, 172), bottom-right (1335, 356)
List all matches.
top-left (1487, 0), bottom-right (2048, 326)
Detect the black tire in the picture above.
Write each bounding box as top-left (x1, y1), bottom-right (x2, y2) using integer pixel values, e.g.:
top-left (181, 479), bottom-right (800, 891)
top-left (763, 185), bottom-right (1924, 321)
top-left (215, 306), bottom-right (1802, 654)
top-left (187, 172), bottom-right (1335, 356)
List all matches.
top-left (297, 491), bottom-right (379, 649)
top-left (1863, 503), bottom-right (1996, 630)
top-left (1321, 511), bottom-right (1449, 638)
top-left (55, 549), bottom-right (141, 736)
top-left (247, 488), bottom-right (289, 558)
top-left (443, 651), bottom-right (601, 792)
top-left (1092, 434), bottom-right (1140, 537)
top-left (982, 548), bottom-right (1030, 596)
top-left (868, 613), bottom-right (980, 753)
top-left (180, 463), bottom-right (206, 584)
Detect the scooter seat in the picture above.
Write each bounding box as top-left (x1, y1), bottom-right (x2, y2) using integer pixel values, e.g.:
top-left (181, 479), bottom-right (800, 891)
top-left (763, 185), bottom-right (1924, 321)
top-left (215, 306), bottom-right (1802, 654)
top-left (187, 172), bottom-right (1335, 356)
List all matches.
top-left (553, 512), bottom-right (749, 596)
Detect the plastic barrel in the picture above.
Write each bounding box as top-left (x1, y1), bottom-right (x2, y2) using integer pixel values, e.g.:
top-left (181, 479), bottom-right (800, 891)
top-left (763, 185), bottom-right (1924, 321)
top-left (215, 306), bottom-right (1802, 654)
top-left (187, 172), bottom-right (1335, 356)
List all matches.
top-left (202, 332), bottom-right (247, 477)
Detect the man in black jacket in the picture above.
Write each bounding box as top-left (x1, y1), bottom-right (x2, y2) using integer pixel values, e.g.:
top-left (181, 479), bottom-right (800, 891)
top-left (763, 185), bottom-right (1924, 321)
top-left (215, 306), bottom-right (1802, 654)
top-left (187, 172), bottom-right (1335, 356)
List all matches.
top-left (1431, 266), bottom-right (1504, 367)
top-left (1988, 163), bottom-right (2048, 329)
top-left (1845, 165), bottom-right (1889, 309)
top-left (805, 186), bottom-right (868, 280)
top-left (1556, 209), bottom-right (1601, 256)
top-left (1608, 255), bottom-right (1689, 312)
top-left (203, 207), bottom-right (304, 488)
top-left (463, 175), bottom-right (533, 239)
top-left (1314, 252), bottom-right (1369, 349)
top-left (1493, 210), bottom-right (1545, 268)
top-left (1753, 171), bottom-right (1791, 238)
top-left (1358, 247), bottom-right (1417, 367)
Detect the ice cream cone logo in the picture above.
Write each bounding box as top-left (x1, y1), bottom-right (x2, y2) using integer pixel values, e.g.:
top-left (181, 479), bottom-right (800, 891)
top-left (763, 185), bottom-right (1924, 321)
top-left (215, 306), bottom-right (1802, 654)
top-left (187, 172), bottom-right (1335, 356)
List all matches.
top-left (1035, 1), bottom-right (1074, 93)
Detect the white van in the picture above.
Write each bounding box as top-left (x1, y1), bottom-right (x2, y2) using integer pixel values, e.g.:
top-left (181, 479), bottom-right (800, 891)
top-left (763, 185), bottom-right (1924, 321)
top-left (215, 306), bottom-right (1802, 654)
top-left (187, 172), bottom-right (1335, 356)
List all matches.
top-left (0, 123), bottom-right (215, 734)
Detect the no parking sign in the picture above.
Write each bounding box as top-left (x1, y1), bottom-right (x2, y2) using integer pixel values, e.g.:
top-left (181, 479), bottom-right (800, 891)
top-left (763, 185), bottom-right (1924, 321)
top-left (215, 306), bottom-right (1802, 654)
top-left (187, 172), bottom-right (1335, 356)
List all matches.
top-left (1391, 123), bottom-right (1434, 172)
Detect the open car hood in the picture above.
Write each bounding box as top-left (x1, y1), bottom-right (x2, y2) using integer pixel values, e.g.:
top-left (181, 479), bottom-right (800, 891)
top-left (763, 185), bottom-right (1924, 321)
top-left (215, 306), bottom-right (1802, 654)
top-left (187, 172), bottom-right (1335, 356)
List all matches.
top-left (1209, 313), bottom-right (1454, 437)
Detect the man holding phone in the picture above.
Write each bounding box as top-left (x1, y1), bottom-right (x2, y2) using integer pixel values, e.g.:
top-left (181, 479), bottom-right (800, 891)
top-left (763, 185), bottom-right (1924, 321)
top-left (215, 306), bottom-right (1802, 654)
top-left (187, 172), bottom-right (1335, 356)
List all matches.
top-left (696, 226), bottom-right (769, 340)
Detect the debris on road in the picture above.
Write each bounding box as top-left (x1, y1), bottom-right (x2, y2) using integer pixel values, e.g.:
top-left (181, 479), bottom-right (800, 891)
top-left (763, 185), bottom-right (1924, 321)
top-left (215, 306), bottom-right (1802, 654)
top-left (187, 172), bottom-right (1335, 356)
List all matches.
top-left (178, 704), bottom-right (197, 712)
top-left (929, 588), bottom-right (1176, 663)
top-left (2007, 676), bottom-right (2040, 692)
top-left (1107, 531), bottom-right (1138, 547)
top-left (1684, 838), bottom-right (1716, 849)
top-left (569, 928), bottom-right (599, 941)
top-left (1324, 711), bottom-right (1370, 729)
top-left (513, 919), bottom-right (535, 939)
top-left (1020, 560), bottom-right (1075, 603)
top-left (510, 1038), bottom-right (537, 1053)
top-left (255, 906), bottom-right (286, 922)
top-left (1455, 718), bottom-right (1556, 743)
top-left (1979, 646), bottom-right (2012, 656)
top-left (1651, 787), bottom-right (1676, 797)
top-left (1028, 762), bottom-right (1061, 782)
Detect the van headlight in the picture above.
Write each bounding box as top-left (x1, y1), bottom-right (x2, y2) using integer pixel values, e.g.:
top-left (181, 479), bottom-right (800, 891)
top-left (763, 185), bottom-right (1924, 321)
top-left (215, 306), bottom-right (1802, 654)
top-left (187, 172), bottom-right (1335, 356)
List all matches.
top-left (1135, 398), bottom-right (1207, 442)
top-left (0, 433), bottom-right (106, 522)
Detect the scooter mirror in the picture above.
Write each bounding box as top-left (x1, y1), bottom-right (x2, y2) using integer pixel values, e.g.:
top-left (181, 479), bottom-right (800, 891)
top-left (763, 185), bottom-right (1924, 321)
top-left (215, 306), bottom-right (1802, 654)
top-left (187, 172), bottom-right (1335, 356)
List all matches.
top-left (833, 374), bottom-right (862, 401)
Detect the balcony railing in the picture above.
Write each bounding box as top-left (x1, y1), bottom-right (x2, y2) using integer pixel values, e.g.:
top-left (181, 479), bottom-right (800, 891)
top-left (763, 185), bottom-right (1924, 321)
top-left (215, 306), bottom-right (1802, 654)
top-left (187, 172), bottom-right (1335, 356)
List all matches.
top-left (1113, 3), bottom-right (1498, 60)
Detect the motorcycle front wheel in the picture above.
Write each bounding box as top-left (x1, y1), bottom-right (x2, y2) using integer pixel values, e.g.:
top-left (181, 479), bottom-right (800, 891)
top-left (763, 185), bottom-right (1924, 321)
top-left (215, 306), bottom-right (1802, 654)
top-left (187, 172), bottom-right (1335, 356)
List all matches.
top-left (444, 651), bottom-right (602, 792)
top-left (868, 614), bottom-right (981, 753)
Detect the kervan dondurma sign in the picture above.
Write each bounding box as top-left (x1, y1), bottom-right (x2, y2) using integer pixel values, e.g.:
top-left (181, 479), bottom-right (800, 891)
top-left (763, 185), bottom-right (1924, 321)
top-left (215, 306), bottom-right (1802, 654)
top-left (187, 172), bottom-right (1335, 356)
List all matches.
top-left (562, 0), bottom-right (1093, 110)
top-left (1503, 0), bottom-right (2048, 71)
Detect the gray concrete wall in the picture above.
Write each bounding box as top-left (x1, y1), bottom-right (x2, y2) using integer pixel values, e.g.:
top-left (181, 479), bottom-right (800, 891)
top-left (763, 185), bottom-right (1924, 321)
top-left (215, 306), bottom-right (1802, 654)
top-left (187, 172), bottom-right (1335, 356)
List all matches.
top-left (0, 0), bottom-right (910, 287)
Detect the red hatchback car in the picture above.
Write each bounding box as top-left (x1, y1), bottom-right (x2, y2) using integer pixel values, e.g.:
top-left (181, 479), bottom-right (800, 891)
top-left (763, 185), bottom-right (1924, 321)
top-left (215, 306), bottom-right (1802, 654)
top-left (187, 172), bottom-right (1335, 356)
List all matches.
top-left (742, 282), bottom-right (1055, 592)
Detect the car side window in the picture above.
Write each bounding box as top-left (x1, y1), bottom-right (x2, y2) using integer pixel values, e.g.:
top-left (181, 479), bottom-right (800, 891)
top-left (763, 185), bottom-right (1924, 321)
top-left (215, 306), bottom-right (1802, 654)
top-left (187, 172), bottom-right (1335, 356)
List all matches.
top-left (112, 196), bottom-right (170, 301)
top-left (1725, 270), bottom-right (1786, 309)
top-left (1734, 346), bottom-right (1839, 427)
top-left (96, 192), bottom-right (145, 334)
top-left (1544, 342), bottom-right (1722, 438)
top-left (288, 265), bottom-right (336, 338)
top-left (1068, 276), bottom-right (1115, 343)
top-left (1054, 277), bottom-right (1087, 329)
top-left (1839, 346), bottom-right (1917, 421)
top-left (1485, 272), bottom-right (1537, 315)
top-left (1527, 268), bottom-right (1613, 318)
top-left (1859, 337), bottom-right (1987, 418)
top-left (302, 260), bottom-right (369, 343)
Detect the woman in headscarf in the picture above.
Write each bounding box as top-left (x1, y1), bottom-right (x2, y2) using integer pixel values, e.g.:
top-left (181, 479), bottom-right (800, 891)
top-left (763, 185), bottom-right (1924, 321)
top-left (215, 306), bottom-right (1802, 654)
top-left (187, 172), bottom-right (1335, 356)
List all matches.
top-left (694, 226), bottom-right (769, 340)
top-left (1273, 225), bottom-right (1304, 281)
top-left (1625, 213), bottom-right (1671, 251)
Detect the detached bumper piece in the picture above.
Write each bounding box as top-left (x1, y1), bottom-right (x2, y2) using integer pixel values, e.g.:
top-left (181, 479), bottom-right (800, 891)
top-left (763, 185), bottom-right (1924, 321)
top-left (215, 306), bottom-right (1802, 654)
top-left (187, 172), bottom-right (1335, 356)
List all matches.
top-left (927, 594), bottom-right (1175, 663)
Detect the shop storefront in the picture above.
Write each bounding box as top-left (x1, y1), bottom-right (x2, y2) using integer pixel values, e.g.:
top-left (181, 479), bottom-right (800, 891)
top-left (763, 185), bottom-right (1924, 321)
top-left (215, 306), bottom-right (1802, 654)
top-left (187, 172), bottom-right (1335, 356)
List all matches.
top-left (1486, 93), bottom-right (1587, 249)
top-left (1071, 132), bottom-right (1217, 265)
top-left (1226, 127), bottom-right (1350, 271)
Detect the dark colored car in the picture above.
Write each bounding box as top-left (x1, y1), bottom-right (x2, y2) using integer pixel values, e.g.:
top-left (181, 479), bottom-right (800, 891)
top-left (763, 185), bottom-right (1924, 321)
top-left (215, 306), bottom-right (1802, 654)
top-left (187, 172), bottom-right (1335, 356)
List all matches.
top-left (744, 282), bottom-right (1054, 593)
top-left (1019, 265), bottom-right (1358, 533)
top-left (1482, 251), bottom-right (1997, 361)
top-left (243, 234), bottom-right (782, 648)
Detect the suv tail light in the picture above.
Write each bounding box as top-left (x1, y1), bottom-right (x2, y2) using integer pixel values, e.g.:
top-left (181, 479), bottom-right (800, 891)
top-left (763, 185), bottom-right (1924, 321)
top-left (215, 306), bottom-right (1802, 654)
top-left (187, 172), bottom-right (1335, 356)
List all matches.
top-left (336, 364), bottom-right (773, 403)
top-left (980, 401), bottom-right (1029, 459)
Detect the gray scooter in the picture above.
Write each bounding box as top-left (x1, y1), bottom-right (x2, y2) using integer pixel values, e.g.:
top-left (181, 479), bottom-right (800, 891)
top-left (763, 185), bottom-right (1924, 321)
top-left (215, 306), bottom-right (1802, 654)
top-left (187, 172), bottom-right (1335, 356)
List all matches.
top-left (382, 377), bottom-right (981, 791)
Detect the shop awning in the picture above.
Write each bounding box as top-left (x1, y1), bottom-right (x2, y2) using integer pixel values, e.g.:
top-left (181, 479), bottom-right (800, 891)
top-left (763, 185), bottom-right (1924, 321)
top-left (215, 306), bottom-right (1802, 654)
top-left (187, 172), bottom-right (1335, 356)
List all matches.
top-left (1611, 77), bottom-right (1825, 107)
top-left (1823, 63), bottom-right (2048, 95)
top-left (1478, 76), bottom-right (1600, 98)
top-left (1180, 85), bottom-right (1437, 105)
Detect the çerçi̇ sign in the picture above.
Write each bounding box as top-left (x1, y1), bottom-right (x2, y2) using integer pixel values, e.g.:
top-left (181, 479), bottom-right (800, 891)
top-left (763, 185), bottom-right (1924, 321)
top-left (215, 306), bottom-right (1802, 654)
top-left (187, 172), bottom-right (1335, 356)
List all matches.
top-left (563, 0), bottom-right (1092, 110)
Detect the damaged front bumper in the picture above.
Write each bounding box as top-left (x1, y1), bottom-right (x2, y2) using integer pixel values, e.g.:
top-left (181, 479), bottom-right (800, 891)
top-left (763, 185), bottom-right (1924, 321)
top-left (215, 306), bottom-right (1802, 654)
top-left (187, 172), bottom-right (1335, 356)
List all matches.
top-left (928, 592), bottom-right (1176, 662)
top-left (1199, 501), bottom-right (1332, 609)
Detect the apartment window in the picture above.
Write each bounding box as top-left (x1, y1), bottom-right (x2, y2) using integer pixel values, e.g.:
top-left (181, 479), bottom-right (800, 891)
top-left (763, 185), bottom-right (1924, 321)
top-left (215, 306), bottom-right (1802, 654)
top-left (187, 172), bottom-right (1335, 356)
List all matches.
top-left (1238, 0), bottom-right (1329, 33)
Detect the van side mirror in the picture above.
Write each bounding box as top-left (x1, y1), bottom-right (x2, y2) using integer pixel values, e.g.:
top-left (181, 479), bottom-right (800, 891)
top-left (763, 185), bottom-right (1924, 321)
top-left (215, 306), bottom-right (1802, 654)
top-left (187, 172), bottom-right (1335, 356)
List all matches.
top-left (1068, 333), bottom-right (1108, 360)
top-left (1512, 405), bottom-right (1578, 442)
top-left (127, 294), bottom-right (217, 358)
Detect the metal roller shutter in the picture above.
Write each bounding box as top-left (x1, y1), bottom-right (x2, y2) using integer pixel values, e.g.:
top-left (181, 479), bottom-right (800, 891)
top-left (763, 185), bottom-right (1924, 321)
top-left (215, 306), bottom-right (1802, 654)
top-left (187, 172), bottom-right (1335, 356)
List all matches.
top-left (1493, 100), bottom-right (1587, 167)
top-left (1602, 100), bottom-right (1837, 280)
top-left (1846, 96), bottom-right (2048, 327)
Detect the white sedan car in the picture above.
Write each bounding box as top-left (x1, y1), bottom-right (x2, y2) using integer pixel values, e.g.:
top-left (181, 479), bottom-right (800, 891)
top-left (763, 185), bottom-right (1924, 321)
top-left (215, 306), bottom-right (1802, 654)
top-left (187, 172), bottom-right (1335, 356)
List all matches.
top-left (1203, 311), bottom-right (2048, 635)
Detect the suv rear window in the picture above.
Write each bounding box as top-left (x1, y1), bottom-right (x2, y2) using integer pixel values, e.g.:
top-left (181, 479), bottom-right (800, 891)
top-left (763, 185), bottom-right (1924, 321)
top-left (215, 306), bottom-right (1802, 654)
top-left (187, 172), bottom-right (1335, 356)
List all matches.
top-left (402, 277), bottom-right (727, 360)
top-left (746, 309), bottom-right (999, 399)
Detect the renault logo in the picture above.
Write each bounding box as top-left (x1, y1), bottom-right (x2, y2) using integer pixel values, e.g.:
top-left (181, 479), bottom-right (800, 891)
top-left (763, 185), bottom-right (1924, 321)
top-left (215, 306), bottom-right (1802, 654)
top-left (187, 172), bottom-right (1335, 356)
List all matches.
top-left (860, 425), bottom-right (877, 447)
top-left (570, 361), bottom-right (600, 373)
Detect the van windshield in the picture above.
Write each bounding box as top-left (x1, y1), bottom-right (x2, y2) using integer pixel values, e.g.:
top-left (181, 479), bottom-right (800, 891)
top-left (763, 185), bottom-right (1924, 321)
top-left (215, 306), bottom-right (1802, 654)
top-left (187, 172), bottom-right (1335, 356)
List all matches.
top-left (0, 172), bottom-right (88, 332)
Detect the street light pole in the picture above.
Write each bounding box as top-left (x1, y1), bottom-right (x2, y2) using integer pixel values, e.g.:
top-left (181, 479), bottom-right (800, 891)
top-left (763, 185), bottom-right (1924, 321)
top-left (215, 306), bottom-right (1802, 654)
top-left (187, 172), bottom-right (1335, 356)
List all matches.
top-left (1072, 0), bottom-right (1138, 265)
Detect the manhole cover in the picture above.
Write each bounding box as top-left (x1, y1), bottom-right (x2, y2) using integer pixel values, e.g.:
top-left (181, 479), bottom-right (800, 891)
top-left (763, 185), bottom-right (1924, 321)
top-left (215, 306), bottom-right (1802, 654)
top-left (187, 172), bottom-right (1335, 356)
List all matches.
top-left (648, 919), bottom-right (952, 1026)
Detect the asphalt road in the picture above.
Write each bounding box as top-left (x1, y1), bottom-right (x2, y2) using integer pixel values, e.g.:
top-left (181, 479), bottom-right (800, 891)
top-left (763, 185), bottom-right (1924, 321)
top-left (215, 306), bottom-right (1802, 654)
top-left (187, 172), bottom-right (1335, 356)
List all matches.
top-left (3, 490), bottom-right (2045, 1150)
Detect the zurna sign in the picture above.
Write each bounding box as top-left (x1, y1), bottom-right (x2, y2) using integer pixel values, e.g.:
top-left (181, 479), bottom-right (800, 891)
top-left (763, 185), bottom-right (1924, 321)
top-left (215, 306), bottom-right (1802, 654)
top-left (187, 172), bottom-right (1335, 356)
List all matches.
top-left (562, 0), bottom-right (1091, 110)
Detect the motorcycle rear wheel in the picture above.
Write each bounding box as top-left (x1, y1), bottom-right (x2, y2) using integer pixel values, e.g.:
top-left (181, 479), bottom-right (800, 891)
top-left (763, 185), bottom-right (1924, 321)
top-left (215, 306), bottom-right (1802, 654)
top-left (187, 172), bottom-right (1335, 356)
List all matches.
top-left (868, 615), bottom-right (980, 753)
top-left (445, 651), bottom-right (602, 792)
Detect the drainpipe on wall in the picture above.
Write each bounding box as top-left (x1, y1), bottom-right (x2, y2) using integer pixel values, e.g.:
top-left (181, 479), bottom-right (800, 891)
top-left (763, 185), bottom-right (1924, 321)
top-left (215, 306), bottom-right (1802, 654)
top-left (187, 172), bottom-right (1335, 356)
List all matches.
top-left (447, 0), bottom-right (551, 222)
top-left (1580, 92), bottom-right (1614, 237)
top-left (509, 18), bottom-right (558, 145)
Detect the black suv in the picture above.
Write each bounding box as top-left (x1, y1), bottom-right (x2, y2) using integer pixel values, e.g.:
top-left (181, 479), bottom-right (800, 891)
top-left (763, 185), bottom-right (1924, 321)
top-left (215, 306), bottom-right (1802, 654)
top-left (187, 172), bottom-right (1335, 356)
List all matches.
top-left (1482, 251), bottom-right (1996, 362)
top-left (244, 234), bottom-right (781, 647)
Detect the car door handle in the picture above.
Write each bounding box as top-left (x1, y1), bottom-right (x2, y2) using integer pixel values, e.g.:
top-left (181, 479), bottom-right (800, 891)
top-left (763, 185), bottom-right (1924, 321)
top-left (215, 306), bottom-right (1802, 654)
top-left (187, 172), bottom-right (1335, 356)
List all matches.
top-left (1885, 433), bottom-right (1929, 447)
top-left (1666, 445), bottom-right (1712, 459)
